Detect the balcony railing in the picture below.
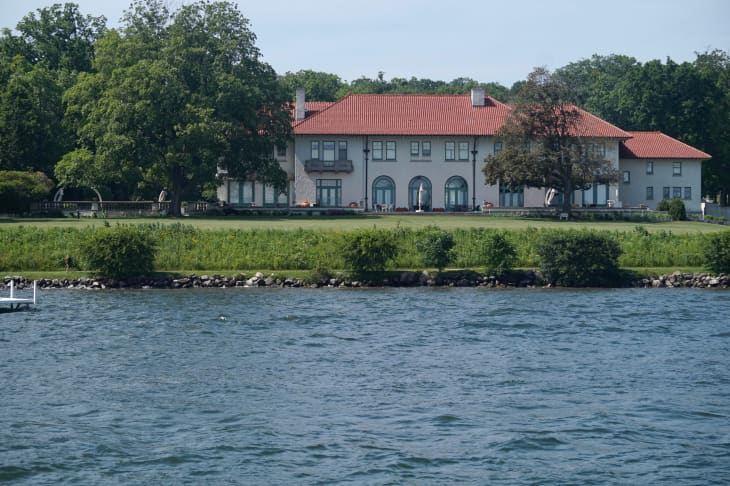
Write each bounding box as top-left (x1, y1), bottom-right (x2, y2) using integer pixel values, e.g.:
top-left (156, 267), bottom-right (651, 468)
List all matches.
top-left (304, 159), bottom-right (353, 173)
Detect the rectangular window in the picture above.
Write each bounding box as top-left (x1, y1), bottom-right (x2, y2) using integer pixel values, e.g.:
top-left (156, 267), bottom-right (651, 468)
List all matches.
top-left (385, 141), bottom-right (396, 160)
top-left (276, 145), bottom-right (287, 157)
top-left (372, 141), bottom-right (383, 160)
top-left (422, 141), bottom-right (431, 157)
top-left (458, 142), bottom-right (470, 160)
top-left (445, 142), bottom-right (455, 160)
top-left (310, 141), bottom-right (320, 160)
top-left (646, 186), bottom-right (654, 200)
top-left (594, 143), bottom-right (605, 158)
top-left (338, 141), bottom-right (348, 160)
top-left (673, 186), bottom-right (682, 199)
top-left (623, 171), bottom-right (631, 184)
top-left (673, 161), bottom-right (682, 176)
top-left (410, 142), bottom-right (419, 157)
top-left (494, 142), bottom-right (503, 154)
top-left (646, 161), bottom-right (654, 175)
top-left (316, 179), bottom-right (342, 207)
top-left (323, 141), bottom-right (336, 161)
top-left (663, 186), bottom-right (670, 199)
top-left (684, 186), bottom-right (692, 200)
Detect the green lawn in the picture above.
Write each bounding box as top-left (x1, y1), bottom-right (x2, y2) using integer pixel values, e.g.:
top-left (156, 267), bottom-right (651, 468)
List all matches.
top-left (0, 214), bottom-right (726, 233)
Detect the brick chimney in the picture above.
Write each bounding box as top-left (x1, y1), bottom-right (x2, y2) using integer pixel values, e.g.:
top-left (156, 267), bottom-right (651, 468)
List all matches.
top-left (471, 87), bottom-right (485, 107)
top-left (295, 88), bottom-right (306, 121)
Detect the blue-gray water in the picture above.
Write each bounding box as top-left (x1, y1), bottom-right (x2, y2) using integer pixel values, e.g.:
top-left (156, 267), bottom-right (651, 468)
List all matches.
top-left (1, 288), bottom-right (729, 485)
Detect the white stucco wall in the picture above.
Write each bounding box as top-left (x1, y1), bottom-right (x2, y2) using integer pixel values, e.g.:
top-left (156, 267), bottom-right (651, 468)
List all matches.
top-left (618, 158), bottom-right (702, 211)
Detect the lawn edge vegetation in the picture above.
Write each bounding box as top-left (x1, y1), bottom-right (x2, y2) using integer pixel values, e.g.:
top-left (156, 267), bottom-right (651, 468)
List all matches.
top-left (1, 223), bottom-right (728, 287)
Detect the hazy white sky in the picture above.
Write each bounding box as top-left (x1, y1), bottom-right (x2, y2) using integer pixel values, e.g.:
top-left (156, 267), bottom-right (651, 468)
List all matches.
top-left (2, 0), bottom-right (728, 87)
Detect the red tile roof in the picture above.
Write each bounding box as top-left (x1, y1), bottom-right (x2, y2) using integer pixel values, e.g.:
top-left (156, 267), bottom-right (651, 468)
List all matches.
top-left (292, 94), bottom-right (630, 138)
top-left (620, 131), bottom-right (711, 159)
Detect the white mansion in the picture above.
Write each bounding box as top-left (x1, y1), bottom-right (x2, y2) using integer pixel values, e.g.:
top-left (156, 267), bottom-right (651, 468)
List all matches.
top-left (218, 88), bottom-right (711, 212)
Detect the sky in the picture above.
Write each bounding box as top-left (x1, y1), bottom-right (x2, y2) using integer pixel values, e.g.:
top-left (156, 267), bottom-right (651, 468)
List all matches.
top-left (2, 0), bottom-right (729, 87)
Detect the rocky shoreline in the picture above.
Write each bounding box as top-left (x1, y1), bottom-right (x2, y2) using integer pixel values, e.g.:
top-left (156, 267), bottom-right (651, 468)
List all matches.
top-left (3, 270), bottom-right (729, 290)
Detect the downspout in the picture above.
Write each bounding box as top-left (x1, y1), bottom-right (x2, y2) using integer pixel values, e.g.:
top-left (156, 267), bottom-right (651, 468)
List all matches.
top-left (471, 136), bottom-right (478, 211)
top-left (363, 136), bottom-right (370, 211)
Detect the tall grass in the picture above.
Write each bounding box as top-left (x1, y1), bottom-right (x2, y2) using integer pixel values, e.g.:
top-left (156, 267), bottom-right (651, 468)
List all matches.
top-left (0, 224), bottom-right (713, 273)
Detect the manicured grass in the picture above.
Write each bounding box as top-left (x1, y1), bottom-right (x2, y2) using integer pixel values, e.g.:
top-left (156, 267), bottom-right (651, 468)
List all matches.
top-left (0, 214), bottom-right (726, 233)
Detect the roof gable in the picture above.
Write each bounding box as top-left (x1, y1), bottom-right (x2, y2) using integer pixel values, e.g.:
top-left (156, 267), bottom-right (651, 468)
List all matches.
top-left (620, 131), bottom-right (711, 159)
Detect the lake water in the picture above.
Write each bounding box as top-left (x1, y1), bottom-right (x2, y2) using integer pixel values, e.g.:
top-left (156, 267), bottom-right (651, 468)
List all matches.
top-left (1, 288), bottom-right (729, 485)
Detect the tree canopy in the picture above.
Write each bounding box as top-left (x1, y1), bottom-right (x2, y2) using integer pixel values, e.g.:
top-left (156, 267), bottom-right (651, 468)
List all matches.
top-left (483, 68), bottom-right (618, 214)
top-left (62, 0), bottom-right (292, 215)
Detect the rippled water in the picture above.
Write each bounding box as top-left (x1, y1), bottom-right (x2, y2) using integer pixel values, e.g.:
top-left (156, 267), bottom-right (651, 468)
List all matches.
top-left (2, 288), bottom-right (729, 484)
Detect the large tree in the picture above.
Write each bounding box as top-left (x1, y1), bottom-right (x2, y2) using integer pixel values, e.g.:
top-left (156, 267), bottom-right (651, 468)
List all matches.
top-left (63, 0), bottom-right (292, 215)
top-left (483, 67), bottom-right (617, 214)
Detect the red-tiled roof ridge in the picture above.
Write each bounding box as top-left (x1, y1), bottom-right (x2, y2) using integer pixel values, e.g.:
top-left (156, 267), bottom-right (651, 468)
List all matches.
top-left (293, 93), bottom-right (629, 138)
top-left (620, 131), bottom-right (711, 159)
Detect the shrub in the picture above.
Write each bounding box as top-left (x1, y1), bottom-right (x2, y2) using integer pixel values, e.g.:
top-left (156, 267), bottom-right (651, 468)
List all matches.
top-left (480, 231), bottom-right (517, 275)
top-left (667, 198), bottom-right (687, 221)
top-left (536, 231), bottom-right (623, 287)
top-left (656, 199), bottom-right (671, 211)
top-left (0, 171), bottom-right (55, 213)
top-left (339, 229), bottom-right (398, 274)
top-left (704, 231), bottom-right (730, 273)
top-left (78, 226), bottom-right (157, 278)
top-left (415, 226), bottom-right (455, 271)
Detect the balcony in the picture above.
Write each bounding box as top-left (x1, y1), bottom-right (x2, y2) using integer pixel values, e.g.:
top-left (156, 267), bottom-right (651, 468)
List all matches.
top-left (304, 159), bottom-right (353, 173)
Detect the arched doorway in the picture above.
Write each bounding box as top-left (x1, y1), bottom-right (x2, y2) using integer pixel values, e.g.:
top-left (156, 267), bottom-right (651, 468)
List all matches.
top-left (409, 176), bottom-right (432, 211)
top-left (445, 176), bottom-right (468, 211)
top-left (372, 176), bottom-right (395, 211)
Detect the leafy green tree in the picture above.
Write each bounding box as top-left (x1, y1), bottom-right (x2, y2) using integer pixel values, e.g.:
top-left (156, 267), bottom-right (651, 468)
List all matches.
top-left (480, 231), bottom-right (516, 276)
top-left (0, 170), bottom-right (55, 213)
top-left (279, 70), bottom-right (343, 101)
top-left (483, 67), bottom-right (617, 215)
top-left (667, 198), bottom-right (687, 221)
top-left (64, 0), bottom-right (292, 215)
top-left (339, 229), bottom-right (398, 274)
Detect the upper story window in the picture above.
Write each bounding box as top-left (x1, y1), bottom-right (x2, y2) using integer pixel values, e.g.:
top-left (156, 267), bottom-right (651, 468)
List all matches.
top-left (310, 141), bottom-right (320, 160)
top-left (646, 161), bottom-right (653, 175)
top-left (494, 142), bottom-right (503, 154)
top-left (581, 143), bottom-right (606, 159)
top-left (385, 141), bottom-right (396, 160)
top-left (372, 141), bottom-right (395, 161)
top-left (673, 161), bottom-right (682, 176)
top-left (338, 141), bottom-right (348, 160)
top-left (445, 142), bottom-right (455, 160)
top-left (276, 145), bottom-right (287, 158)
top-left (410, 141), bottom-right (432, 160)
top-left (623, 171), bottom-right (631, 184)
top-left (458, 142), bottom-right (469, 160)
top-left (372, 141), bottom-right (383, 160)
top-left (323, 141), bottom-right (336, 161)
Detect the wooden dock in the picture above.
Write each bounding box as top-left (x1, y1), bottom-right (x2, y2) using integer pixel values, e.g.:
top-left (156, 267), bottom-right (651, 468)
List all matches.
top-left (0, 280), bottom-right (37, 311)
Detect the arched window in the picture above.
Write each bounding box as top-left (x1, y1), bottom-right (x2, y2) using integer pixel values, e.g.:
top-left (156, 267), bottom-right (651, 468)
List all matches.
top-left (408, 176), bottom-right (432, 211)
top-left (445, 176), bottom-right (468, 211)
top-left (372, 176), bottom-right (395, 211)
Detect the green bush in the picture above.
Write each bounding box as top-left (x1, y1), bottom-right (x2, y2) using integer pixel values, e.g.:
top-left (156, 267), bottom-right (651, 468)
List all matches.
top-left (415, 226), bottom-right (455, 271)
top-left (656, 199), bottom-right (671, 211)
top-left (704, 231), bottom-right (730, 273)
top-left (536, 231), bottom-right (623, 287)
top-left (339, 229), bottom-right (398, 274)
top-left (480, 231), bottom-right (517, 275)
top-left (78, 226), bottom-right (157, 278)
top-left (667, 198), bottom-right (687, 221)
top-left (0, 171), bottom-right (55, 213)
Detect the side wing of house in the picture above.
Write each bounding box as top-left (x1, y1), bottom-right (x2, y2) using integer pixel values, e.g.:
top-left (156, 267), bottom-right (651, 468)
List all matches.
top-left (619, 131), bottom-right (711, 212)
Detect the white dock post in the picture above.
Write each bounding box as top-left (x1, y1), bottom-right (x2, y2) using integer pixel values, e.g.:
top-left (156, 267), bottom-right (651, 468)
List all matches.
top-left (33, 281), bottom-right (37, 305)
top-left (9, 280), bottom-right (14, 299)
